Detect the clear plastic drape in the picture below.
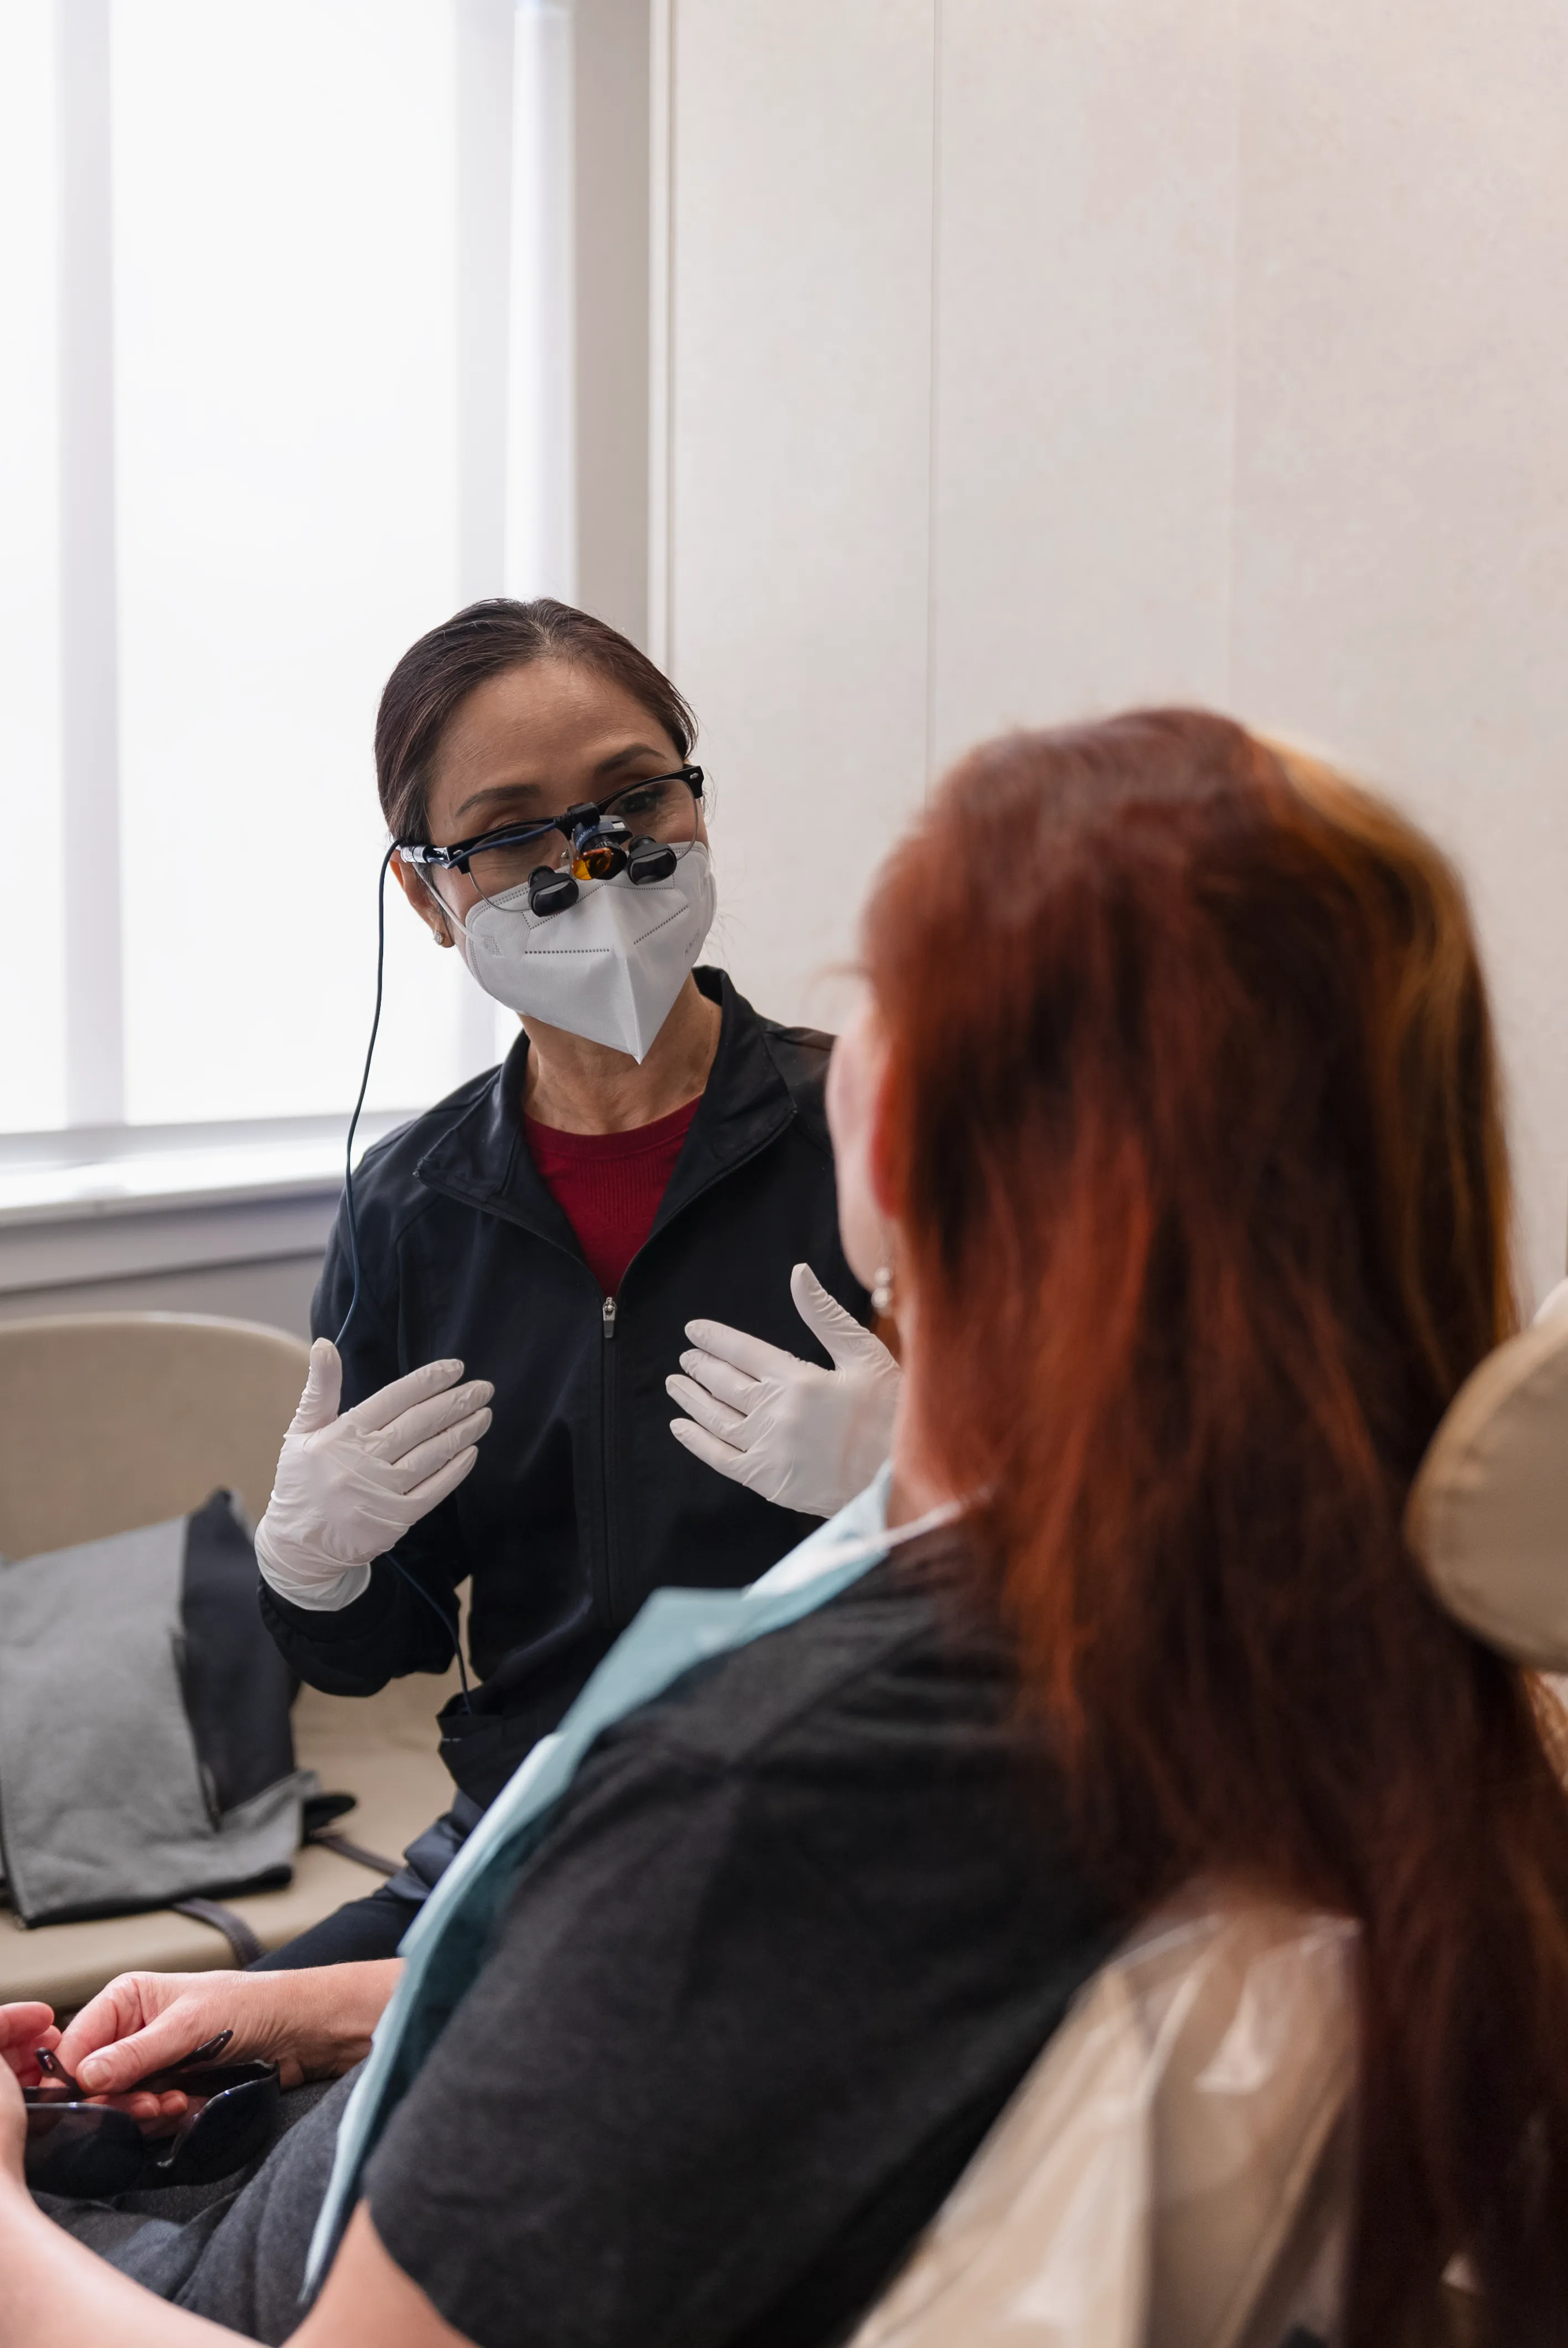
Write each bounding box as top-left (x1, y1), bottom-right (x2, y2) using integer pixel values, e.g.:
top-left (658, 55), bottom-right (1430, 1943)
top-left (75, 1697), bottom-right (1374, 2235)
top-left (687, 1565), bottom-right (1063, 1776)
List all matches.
top-left (852, 1888), bottom-right (1359, 2348)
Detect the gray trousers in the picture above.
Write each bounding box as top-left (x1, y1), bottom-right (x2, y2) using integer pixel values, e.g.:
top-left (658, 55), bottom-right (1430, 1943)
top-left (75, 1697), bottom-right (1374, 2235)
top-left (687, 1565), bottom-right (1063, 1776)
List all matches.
top-left (34, 2072), bottom-right (356, 2346)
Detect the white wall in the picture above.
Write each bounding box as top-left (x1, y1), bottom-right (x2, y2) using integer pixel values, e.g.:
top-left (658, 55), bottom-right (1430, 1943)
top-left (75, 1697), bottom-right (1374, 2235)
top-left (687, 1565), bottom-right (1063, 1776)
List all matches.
top-left (662, 0), bottom-right (936, 1029)
top-left (662, 0), bottom-right (1568, 1304)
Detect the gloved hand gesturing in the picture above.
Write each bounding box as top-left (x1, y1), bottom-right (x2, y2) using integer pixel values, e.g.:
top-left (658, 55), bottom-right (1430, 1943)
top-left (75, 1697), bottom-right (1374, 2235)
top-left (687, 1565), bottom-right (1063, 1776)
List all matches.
top-left (666, 1263), bottom-right (902, 1519)
top-left (255, 1339), bottom-right (493, 1611)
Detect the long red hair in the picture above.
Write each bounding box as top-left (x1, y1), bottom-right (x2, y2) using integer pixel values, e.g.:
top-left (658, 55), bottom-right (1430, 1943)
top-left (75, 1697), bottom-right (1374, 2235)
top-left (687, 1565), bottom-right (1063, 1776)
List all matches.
top-left (864, 710), bottom-right (1568, 2343)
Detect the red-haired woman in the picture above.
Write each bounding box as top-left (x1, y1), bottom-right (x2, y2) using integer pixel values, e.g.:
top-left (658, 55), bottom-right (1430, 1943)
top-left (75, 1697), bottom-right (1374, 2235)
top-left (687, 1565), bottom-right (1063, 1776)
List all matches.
top-left (4, 711), bottom-right (1565, 2347)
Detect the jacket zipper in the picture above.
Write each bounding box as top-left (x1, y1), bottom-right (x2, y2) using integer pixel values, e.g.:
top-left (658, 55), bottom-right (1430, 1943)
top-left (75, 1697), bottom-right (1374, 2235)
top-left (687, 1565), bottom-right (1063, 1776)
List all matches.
top-left (600, 1292), bottom-right (619, 1619)
top-left (589, 1116), bottom-right (808, 1626)
top-left (425, 1111), bottom-right (794, 1638)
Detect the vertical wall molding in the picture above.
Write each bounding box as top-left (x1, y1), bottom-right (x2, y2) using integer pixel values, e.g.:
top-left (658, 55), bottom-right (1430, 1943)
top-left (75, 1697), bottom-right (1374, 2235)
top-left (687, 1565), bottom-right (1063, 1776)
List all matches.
top-left (922, 0), bottom-right (942, 794)
top-left (55, 0), bottom-right (124, 1127)
top-left (451, 0), bottom-right (521, 1083)
top-left (507, 0), bottom-right (577, 603)
top-left (646, 0), bottom-right (673, 668)
top-left (455, 0), bottom-right (518, 608)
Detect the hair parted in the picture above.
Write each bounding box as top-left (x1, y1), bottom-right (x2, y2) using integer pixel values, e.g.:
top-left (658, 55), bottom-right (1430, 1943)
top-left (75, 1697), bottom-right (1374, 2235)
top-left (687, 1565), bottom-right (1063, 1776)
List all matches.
top-left (864, 708), bottom-right (1568, 2344)
top-left (374, 598), bottom-right (698, 845)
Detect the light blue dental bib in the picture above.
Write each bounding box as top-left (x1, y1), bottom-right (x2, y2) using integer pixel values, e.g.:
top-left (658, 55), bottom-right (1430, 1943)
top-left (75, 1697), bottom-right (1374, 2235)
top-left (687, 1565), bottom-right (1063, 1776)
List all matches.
top-left (307, 1468), bottom-right (954, 2290)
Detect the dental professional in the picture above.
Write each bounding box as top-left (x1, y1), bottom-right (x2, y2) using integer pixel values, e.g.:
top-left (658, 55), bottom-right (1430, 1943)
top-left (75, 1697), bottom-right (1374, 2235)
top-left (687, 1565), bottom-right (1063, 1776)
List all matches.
top-left (254, 599), bottom-right (900, 1967)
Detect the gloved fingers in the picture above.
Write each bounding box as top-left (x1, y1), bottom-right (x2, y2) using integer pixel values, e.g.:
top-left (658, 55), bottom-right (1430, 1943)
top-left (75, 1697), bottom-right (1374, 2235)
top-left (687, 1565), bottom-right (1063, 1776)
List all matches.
top-left (682, 1317), bottom-right (800, 1384)
top-left (386, 1406), bottom-right (493, 1495)
top-left (343, 1356), bottom-right (469, 1437)
top-left (676, 1345), bottom-right (771, 1413)
top-left (401, 1442), bottom-right (482, 1515)
top-left (365, 1379), bottom-right (495, 1466)
top-left (668, 1417), bottom-right (753, 1484)
top-left (288, 1337), bottom-right (344, 1435)
top-left (664, 1372), bottom-right (748, 1441)
top-left (790, 1263), bottom-right (895, 1371)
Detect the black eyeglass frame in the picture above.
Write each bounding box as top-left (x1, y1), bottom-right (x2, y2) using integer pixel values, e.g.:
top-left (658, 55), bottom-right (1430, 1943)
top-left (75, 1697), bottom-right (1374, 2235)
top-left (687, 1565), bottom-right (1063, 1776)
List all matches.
top-left (395, 763), bottom-right (705, 876)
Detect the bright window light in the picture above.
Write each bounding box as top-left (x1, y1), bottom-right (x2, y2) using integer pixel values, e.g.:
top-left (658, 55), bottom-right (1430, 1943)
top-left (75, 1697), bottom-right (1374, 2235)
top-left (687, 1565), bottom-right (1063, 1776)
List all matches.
top-left (115, 0), bottom-right (502, 1122)
top-left (0, 0), bottom-right (572, 1149)
top-left (114, 0), bottom-right (489, 1124)
top-left (0, 3), bottom-right (66, 1134)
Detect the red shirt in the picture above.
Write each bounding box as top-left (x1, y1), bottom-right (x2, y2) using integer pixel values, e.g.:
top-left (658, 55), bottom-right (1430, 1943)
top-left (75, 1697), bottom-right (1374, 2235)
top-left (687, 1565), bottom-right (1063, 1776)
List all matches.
top-left (523, 1098), bottom-right (702, 1298)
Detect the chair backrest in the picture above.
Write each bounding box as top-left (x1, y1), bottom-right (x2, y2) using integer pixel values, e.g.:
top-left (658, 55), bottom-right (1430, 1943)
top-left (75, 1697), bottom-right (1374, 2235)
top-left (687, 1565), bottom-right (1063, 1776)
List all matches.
top-left (0, 1312), bottom-right (310, 1559)
top-left (1406, 1288), bottom-right (1568, 1669)
top-left (852, 1886), bottom-right (1358, 2348)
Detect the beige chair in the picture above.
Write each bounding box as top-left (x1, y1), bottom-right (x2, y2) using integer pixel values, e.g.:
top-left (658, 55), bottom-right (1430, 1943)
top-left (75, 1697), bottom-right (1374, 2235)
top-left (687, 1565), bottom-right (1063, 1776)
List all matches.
top-left (0, 1313), bottom-right (462, 2011)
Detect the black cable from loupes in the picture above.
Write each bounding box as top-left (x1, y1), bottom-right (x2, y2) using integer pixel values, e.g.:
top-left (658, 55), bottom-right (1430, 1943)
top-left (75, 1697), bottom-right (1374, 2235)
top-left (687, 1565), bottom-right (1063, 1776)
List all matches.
top-left (334, 845), bottom-right (394, 1356)
top-left (336, 843), bottom-right (471, 1706)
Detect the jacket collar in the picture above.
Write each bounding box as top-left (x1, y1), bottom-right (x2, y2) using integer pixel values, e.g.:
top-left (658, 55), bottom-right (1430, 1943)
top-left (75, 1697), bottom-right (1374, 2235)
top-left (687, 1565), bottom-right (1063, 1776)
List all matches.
top-left (414, 969), bottom-right (800, 1249)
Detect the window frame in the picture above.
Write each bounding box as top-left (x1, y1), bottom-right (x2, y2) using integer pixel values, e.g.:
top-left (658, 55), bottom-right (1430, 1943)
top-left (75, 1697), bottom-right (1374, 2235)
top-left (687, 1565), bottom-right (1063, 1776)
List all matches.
top-left (0, 0), bottom-right (653, 1299)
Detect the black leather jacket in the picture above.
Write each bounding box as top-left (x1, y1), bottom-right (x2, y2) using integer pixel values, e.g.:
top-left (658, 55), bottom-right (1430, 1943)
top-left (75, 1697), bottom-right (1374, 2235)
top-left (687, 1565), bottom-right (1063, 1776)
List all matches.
top-left (260, 970), bottom-right (867, 1805)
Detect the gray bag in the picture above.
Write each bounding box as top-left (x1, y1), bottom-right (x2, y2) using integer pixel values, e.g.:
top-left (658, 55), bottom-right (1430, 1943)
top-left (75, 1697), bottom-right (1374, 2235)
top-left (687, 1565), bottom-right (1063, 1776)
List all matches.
top-left (0, 1491), bottom-right (315, 1927)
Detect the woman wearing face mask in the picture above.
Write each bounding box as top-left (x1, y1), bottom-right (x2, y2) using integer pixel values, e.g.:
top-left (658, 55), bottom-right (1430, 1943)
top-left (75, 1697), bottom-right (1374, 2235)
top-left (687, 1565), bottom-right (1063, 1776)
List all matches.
top-left (253, 599), bottom-right (900, 1967)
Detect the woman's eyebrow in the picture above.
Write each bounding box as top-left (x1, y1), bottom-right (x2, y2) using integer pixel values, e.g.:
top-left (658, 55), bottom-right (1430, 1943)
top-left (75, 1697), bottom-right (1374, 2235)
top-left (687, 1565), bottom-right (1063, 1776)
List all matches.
top-left (451, 779), bottom-right (555, 824)
top-left (452, 746), bottom-right (670, 826)
top-left (591, 742), bottom-right (674, 779)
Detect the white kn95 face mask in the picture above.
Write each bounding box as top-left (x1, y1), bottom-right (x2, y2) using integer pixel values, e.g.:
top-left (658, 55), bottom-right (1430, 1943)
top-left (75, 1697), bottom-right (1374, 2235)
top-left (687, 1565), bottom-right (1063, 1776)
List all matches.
top-left (456, 844), bottom-right (717, 1062)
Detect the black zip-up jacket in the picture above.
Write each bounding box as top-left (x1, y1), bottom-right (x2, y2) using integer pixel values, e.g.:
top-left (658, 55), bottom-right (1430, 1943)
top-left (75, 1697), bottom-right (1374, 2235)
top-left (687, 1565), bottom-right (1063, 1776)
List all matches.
top-left (260, 970), bottom-right (868, 1806)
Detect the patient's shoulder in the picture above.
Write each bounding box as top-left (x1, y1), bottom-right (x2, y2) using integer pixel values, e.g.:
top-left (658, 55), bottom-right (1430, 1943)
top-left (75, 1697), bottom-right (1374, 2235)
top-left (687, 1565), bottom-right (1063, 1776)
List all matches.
top-left (618, 1544), bottom-right (1022, 1783)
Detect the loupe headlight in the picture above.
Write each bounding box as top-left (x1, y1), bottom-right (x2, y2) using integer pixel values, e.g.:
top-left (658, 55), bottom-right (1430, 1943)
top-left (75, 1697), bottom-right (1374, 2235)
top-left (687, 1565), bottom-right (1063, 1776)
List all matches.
top-left (565, 806), bottom-right (630, 881)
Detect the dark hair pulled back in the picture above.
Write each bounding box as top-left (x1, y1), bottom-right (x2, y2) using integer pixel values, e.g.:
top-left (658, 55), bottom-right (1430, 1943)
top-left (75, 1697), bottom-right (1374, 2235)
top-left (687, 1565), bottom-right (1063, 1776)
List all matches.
top-left (374, 598), bottom-right (698, 845)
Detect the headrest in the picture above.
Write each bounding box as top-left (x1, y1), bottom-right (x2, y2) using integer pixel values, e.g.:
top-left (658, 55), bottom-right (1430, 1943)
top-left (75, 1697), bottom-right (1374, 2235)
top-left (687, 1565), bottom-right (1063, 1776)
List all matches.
top-left (1406, 1281), bottom-right (1568, 1668)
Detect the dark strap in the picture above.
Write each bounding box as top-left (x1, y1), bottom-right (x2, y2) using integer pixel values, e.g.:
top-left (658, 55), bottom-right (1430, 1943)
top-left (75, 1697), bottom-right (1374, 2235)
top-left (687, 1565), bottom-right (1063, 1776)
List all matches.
top-left (306, 1827), bottom-right (401, 1878)
top-left (172, 1898), bottom-right (264, 1968)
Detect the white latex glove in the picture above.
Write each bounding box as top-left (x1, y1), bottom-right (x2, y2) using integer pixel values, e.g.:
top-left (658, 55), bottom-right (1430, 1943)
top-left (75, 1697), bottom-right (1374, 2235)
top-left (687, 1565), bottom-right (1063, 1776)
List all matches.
top-left (666, 1262), bottom-right (902, 1518)
top-left (255, 1340), bottom-right (493, 1611)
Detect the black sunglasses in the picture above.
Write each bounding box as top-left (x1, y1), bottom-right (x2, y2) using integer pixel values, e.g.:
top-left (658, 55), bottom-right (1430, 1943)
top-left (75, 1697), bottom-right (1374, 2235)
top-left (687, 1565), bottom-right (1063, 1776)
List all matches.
top-left (24, 2034), bottom-right (281, 2198)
